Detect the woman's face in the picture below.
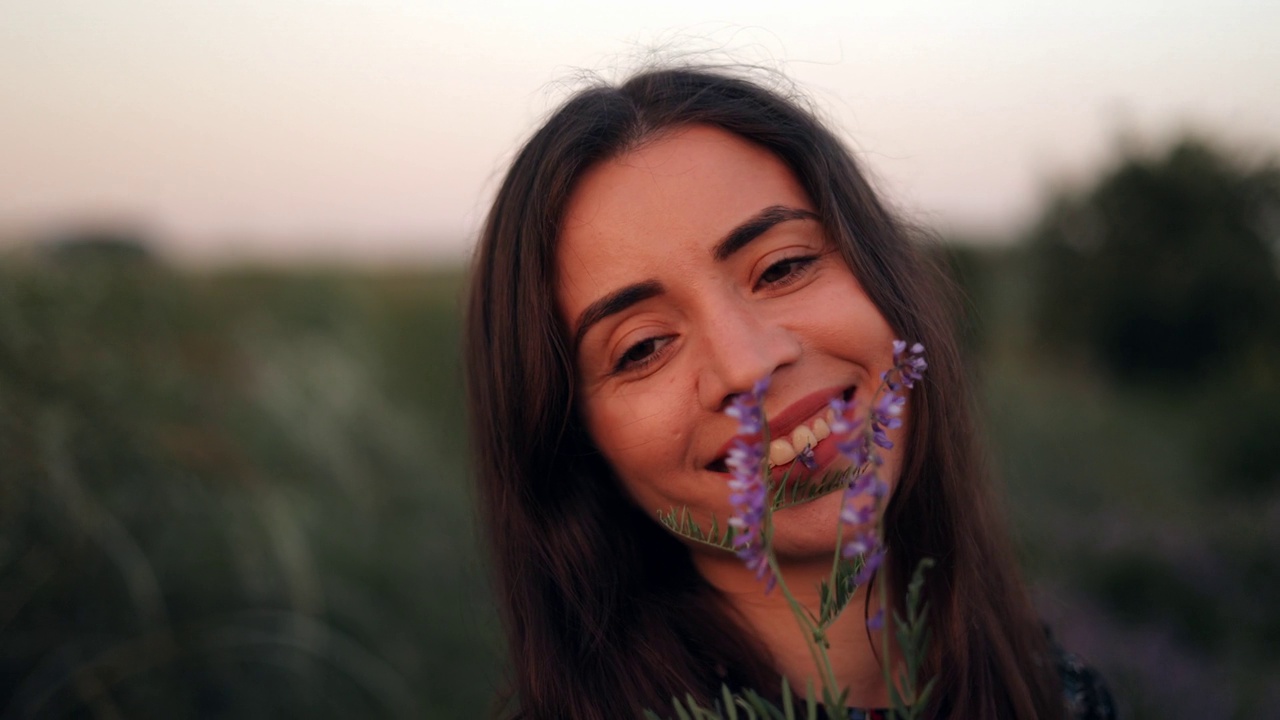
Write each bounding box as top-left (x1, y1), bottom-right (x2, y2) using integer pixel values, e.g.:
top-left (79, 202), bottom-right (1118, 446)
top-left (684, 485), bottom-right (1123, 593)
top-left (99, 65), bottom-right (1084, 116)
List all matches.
top-left (556, 125), bottom-right (905, 560)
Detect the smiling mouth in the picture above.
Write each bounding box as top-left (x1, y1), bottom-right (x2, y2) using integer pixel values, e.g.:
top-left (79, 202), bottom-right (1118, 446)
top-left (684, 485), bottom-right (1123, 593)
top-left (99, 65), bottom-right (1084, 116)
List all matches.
top-left (707, 385), bottom-right (855, 473)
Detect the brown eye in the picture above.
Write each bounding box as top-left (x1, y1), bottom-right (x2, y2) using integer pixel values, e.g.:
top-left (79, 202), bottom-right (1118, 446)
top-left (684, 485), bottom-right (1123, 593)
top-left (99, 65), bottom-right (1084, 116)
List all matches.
top-left (756, 255), bottom-right (817, 290)
top-left (613, 335), bottom-right (674, 374)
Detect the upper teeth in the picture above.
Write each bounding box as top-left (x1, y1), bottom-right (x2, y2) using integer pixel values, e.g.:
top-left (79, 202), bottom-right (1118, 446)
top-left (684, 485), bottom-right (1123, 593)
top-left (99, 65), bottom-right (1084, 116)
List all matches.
top-left (767, 409), bottom-right (836, 467)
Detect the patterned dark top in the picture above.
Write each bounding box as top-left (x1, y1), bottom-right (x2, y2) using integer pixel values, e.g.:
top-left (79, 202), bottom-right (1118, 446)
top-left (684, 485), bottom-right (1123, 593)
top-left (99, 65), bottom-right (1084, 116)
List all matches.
top-left (1052, 637), bottom-right (1117, 720)
top-left (842, 637), bottom-right (1117, 720)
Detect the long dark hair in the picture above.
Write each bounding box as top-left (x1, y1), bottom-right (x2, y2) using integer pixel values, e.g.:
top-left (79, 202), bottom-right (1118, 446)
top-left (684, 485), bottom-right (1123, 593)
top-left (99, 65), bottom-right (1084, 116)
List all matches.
top-left (465, 66), bottom-right (1062, 720)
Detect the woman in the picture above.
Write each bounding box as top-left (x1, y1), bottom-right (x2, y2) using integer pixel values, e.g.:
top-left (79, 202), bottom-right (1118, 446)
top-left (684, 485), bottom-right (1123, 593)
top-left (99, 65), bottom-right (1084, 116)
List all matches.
top-left (464, 66), bottom-right (1111, 719)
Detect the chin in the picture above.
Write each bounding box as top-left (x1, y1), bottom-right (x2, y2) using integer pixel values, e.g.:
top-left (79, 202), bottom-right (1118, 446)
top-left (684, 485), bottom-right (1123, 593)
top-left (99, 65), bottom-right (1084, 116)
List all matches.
top-left (767, 491), bottom-right (847, 562)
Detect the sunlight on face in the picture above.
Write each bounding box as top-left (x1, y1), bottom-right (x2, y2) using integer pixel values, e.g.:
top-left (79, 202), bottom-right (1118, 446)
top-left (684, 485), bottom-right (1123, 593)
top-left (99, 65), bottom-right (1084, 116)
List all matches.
top-left (556, 125), bottom-right (905, 561)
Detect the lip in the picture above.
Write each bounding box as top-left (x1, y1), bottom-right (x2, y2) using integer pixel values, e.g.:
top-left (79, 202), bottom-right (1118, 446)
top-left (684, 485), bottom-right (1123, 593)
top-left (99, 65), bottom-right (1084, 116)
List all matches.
top-left (707, 384), bottom-right (855, 471)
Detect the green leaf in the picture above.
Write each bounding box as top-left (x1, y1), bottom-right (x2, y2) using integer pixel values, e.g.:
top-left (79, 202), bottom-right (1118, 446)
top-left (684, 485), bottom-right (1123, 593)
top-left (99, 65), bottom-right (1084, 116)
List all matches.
top-left (687, 693), bottom-right (721, 720)
top-left (770, 466), bottom-right (851, 511)
top-left (657, 506), bottom-right (736, 551)
top-left (722, 685), bottom-right (739, 720)
top-left (780, 677), bottom-right (794, 720)
top-left (831, 687), bottom-right (850, 712)
top-left (887, 557), bottom-right (938, 716)
top-left (697, 703), bottom-right (721, 720)
top-left (905, 558), bottom-right (934, 611)
top-left (916, 677), bottom-right (938, 714)
top-left (817, 559), bottom-right (860, 628)
top-left (888, 681), bottom-right (906, 713)
top-left (659, 465), bottom-right (850, 553)
top-left (741, 689), bottom-right (781, 720)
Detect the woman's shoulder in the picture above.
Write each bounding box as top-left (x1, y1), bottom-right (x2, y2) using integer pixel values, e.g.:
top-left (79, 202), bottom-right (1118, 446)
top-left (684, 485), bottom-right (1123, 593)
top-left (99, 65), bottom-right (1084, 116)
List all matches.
top-left (1047, 628), bottom-right (1118, 720)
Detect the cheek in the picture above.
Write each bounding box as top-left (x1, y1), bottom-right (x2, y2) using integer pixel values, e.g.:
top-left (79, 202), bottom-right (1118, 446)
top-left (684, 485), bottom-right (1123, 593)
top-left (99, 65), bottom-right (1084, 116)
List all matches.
top-left (804, 285), bottom-right (892, 347)
top-left (584, 382), bottom-right (688, 480)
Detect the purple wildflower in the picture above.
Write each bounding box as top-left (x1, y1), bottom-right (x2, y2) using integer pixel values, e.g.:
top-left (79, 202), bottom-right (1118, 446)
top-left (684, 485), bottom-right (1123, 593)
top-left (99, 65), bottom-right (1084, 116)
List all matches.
top-left (830, 397), bottom-right (869, 465)
top-left (870, 390), bottom-right (904, 450)
top-left (841, 529), bottom-right (875, 558)
top-left (829, 396), bottom-right (883, 563)
top-left (797, 444), bottom-right (817, 470)
top-left (719, 341), bottom-right (927, 596)
top-left (892, 340), bottom-right (927, 389)
top-left (867, 608), bottom-right (885, 631)
top-left (837, 433), bottom-right (870, 469)
top-left (724, 376), bottom-right (768, 435)
top-left (724, 377), bottom-right (774, 592)
top-left (839, 494), bottom-right (875, 526)
top-left (826, 395), bottom-right (858, 434)
top-left (829, 339), bottom-right (928, 586)
top-left (854, 543), bottom-right (885, 586)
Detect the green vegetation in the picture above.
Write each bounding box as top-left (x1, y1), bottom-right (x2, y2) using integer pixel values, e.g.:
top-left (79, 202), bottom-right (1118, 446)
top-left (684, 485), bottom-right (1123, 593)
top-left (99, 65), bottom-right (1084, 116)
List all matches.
top-left (1, 136), bottom-right (1276, 718)
top-left (0, 260), bottom-right (496, 718)
top-left (954, 242), bottom-right (1280, 720)
top-left (941, 136), bottom-right (1280, 718)
top-left (1028, 137), bottom-right (1280, 386)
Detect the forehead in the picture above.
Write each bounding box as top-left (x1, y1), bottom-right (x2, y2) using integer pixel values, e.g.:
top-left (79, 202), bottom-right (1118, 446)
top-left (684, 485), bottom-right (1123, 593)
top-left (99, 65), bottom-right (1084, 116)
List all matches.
top-left (556, 125), bottom-right (813, 315)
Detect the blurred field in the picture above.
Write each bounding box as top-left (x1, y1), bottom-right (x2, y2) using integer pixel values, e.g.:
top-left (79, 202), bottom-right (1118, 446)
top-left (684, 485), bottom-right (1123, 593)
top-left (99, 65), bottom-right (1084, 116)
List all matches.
top-left (950, 245), bottom-right (1280, 720)
top-left (1, 238), bottom-right (1277, 719)
top-left (0, 257), bottom-right (497, 718)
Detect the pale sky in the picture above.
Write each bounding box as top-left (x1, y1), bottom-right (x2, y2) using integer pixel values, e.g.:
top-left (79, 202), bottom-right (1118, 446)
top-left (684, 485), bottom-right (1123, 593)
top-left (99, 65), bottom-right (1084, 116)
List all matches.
top-left (1, 0), bottom-right (1277, 264)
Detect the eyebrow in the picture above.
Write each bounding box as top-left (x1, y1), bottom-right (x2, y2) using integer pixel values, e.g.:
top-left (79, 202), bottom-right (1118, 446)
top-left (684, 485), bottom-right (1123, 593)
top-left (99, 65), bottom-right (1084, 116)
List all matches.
top-left (571, 205), bottom-right (819, 351)
top-left (572, 280), bottom-right (664, 352)
top-left (712, 205), bottom-right (819, 261)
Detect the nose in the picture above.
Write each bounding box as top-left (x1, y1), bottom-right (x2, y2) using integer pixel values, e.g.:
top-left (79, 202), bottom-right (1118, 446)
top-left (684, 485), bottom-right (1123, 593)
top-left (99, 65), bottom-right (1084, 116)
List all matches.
top-left (697, 301), bottom-right (802, 412)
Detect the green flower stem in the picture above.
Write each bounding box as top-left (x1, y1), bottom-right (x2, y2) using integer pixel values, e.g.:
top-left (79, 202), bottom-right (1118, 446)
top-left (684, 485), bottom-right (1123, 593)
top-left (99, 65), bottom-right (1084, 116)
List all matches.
top-left (878, 567), bottom-right (897, 716)
top-left (824, 518), bottom-right (846, 630)
top-left (764, 549), bottom-right (842, 709)
top-left (761, 462), bottom-right (843, 709)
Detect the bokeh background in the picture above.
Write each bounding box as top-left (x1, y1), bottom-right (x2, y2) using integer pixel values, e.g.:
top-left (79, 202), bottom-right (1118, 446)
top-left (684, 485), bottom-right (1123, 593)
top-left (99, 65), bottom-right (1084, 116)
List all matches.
top-left (2, 2), bottom-right (1278, 718)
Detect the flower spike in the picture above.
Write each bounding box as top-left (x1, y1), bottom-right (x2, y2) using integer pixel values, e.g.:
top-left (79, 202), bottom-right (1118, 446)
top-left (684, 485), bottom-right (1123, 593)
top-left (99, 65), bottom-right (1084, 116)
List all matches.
top-left (830, 339), bottom-right (928, 617)
top-left (724, 376), bottom-right (774, 592)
